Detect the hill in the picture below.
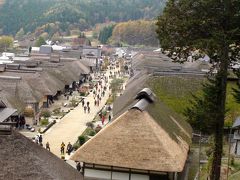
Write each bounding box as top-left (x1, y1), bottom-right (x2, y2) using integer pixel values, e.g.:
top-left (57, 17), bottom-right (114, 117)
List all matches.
top-left (0, 0), bottom-right (166, 35)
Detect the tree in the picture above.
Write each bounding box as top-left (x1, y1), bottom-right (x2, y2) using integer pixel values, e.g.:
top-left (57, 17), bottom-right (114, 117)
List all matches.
top-left (156, 0), bottom-right (240, 179)
top-left (35, 36), bottom-right (46, 47)
top-left (0, 36), bottom-right (13, 51)
top-left (98, 24), bottom-right (115, 44)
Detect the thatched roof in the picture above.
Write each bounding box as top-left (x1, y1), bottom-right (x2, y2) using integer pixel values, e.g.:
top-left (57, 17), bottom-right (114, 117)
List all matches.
top-left (70, 72), bottom-right (192, 172)
top-left (132, 51), bottom-right (210, 73)
top-left (0, 131), bottom-right (83, 180)
top-left (0, 89), bottom-right (25, 112)
top-left (71, 108), bottom-right (189, 172)
top-left (113, 73), bottom-right (192, 145)
top-left (0, 74), bottom-right (39, 104)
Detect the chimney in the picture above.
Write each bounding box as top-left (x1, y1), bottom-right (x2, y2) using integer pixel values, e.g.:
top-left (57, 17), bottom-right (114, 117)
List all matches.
top-left (131, 88), bottom-right (155, 111)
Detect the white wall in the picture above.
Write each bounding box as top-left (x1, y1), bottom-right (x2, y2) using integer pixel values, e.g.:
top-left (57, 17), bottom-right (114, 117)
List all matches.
top-left (131, 174), bottom-right (149, 180)
top-left (112, 172), bottom-right (129, 180)
top-left (237, 141), bottom-right (240, 155)
top-left (84, 168), bottom-right (150, 180)
top-left (85, 168), bottom-right (111, 179)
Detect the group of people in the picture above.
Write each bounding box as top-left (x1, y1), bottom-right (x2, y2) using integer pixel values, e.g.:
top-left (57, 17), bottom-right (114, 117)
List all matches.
top-left (82, 99), bottom-right (91, 114)
top-left (60, 142), bottom-right (73, 155)
top-left (34, 134), bottom-right (51, 151)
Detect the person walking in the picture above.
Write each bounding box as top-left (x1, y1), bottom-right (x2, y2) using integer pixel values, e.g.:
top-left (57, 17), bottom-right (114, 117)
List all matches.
top-left (87, 101), bottom-right (90, 107)
top-left (82, 99), bottom-right (85, 107)
top-left (46, 142), bottom-right (50, 151)
top-left (67, 142), bottom-right (72, 155)
top-left (108, 114), bottom-right (112, 122)
top-left (39, 134), bottom-right (43, 144)
top-left (88, 106), bottom-right (90, 114)
top-left (84, 106), bottom-right (87, 113)
top-left (76, 162), bottom-right (81, 172)
top-left (102, 115), bottom-right (105, 125)
top-left (60, 142), bottom-right (65, 154)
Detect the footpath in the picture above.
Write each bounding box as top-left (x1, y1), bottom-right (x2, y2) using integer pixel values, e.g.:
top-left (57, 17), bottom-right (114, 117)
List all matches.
top-left (42, 68), bottom-right (114, 158)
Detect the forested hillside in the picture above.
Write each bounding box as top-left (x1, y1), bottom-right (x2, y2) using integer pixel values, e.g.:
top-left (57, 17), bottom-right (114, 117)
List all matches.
top-left (111, 20), bottom-right (158, 46)
top-left (0, 0), bottom-right (166, 35)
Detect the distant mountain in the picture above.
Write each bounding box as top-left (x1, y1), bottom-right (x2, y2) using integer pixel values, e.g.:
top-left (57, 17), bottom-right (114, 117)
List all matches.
top-left (0, 0), bottom-right (166, 35)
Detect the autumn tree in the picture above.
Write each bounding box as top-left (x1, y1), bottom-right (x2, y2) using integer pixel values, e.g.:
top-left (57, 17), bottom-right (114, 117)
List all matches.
top-left (156, 0), bottom-right (240, 179)
top-left (0, 36), bottom-right (13, 51)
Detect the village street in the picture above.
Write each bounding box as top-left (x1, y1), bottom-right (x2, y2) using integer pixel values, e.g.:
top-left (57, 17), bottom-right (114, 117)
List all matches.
top-left (42, 67), bottom-right (116, 158)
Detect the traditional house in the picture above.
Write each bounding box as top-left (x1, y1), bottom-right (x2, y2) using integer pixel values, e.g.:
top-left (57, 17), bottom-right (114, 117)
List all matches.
top-left (0, 55), bottom-right (90, 120)
top-left (81, 46), bottom-right (102, 59)
top-left (71, 88), bottom-right (192, 180)
top-left (39, 45), bottom-right (53, 54)
top-left (231, 117), bottom-right (240, 156)
top-left (0, 126), bottom-right (83, 180)
top-left (0, 100), bottom-right (17, 123)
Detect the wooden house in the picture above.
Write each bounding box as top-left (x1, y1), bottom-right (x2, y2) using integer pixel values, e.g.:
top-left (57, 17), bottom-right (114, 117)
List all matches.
top-left (71, 88), bottom-right (192, 180)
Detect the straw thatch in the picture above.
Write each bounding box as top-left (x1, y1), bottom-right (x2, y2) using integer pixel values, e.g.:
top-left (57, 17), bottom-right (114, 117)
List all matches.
top-left (114, 73), bottom-right (192, 145)
top-left (132, 51), bottom-right (211, 73)
top-left (0, 74), bottom-right (39, 104)
top-left (71, 108), bottom-right (189, 172)
top-left (0, 131), bottom-right (83, 180)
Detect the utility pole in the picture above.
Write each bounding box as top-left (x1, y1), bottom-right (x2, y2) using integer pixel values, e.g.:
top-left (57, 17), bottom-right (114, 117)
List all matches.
top-left (226, 127), bottom-right (232, 180)
top-left (199, 132), bottom-right (202, 180)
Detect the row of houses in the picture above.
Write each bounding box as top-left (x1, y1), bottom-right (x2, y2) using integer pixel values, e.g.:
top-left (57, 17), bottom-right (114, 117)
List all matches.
top-left (0, 51), bottom-right (92, 122)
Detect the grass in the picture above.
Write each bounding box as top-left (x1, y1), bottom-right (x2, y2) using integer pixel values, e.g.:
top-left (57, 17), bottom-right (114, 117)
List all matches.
top-left (147, 76), bottom-right (240, 126)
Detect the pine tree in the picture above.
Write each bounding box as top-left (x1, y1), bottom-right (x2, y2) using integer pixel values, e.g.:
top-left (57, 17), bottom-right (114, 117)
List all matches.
top-left (156, 0), bottom-right (240, 179)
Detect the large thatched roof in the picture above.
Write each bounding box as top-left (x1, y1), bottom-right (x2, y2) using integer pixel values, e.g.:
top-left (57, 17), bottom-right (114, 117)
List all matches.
top-left (0, 131), bottom-right (83, 180)
top-left (71, 107), bottom-right (189, 172)
top-left (0, 74), bottom-right (39, 104)
top-left (132, 51), bottom-right (210, 73)
top-left (113, 73), bottom-right (192, 145)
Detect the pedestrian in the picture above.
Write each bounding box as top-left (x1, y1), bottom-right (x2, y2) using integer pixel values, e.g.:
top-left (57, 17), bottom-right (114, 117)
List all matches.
top-left (87, 101), bottom-right (90, 107)
top-left (39, 134), bottom-right (43, 144)
top-left (76, 162), bottom-right (81, 172)
top-left (61, 142), bottom-right (65, 154)
top-left (84, 106), bottom-right (87, 113)
top-left (102, 115), bottom-right (105, 125)
top-left (94, 99), bottom-right (97, 106)
top-left (108, 114), bottom-right (112, 122)
top-left (88, 106), bottom-right (90, 113)
top-left (46, 142), bottom-right (50, 151)
top-left (67, 142), bottom-right (72, 155)
top-left (35, 134), bottom-right (39, 144)
top-left (82, 99), bottom-right (85, 107)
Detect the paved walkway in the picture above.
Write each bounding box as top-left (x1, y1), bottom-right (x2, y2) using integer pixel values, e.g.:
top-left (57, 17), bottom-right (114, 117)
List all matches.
top-left (42, 68), bottom-right (115, 158)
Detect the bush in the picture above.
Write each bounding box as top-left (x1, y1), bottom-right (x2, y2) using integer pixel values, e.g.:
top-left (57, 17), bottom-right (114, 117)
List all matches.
top-left (70, 99), bottom-right (78, 107)
top-left (53, 107), bottom-right (61, 115)
top-left (40, 118), bottom-right (49, 126)
top-left (89, 130), bottom-right (96, 136)
top-left (78, 135), bottom-right (86, 145)
top-left (40, 109), bottom-right (51, 118)
top-left (86, 122), bottom-right (94, 129)
top-left (73, 143), bottom-right (80, 150)
top-left (80, 92), bottom-right (86, 96)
